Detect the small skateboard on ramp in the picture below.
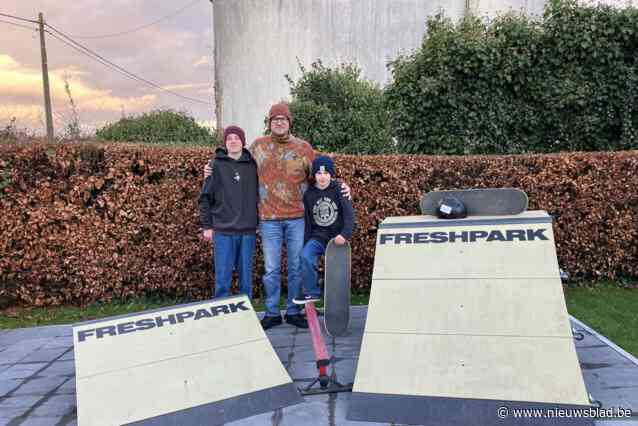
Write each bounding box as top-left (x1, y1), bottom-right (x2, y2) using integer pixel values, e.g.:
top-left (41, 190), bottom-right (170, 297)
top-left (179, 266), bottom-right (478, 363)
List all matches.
top-left (324, 239), bottom-right (351, 337)
top-left (420, 188), bottom-right (528, 216)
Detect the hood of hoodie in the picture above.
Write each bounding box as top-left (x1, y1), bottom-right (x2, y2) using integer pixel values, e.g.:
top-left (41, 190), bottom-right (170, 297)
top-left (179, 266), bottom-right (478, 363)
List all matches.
top-left (215, 146), bottom-right (253, 162)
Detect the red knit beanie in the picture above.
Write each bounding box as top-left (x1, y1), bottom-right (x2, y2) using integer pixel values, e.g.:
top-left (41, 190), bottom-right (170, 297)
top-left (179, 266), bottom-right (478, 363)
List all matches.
top-left (268, 103), bottom-right (292, 128)
top-left (223, 125), bottom-right (246, 146)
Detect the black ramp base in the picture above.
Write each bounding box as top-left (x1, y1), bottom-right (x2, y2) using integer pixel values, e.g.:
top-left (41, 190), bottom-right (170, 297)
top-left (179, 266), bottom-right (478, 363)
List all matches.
top-left (127, 383), bottom-right (302, 426)
top-left (347, 393), bottom-right (595, 426)
top-left (324, 239), bottom-right (351, 337)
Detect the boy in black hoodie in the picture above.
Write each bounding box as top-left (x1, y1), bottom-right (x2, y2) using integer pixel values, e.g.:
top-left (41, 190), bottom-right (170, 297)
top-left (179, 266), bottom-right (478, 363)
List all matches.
top-left (293, 156), bottom-right (355, 304)
top-left (199, 125), bottom-right (259, 299)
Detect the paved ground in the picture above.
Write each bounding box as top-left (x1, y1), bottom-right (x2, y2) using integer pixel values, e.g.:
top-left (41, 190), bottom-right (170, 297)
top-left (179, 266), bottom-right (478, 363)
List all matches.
top-left (0, 307), bottom-right (636, 425)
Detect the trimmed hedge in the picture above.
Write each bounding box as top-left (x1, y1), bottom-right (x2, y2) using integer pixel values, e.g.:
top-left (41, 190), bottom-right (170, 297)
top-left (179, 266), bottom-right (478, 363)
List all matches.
top-left (1, 141), bottom-right (637, 307)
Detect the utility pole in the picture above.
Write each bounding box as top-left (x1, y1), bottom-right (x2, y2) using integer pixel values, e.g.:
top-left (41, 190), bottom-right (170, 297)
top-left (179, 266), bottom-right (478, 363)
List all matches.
top-left (210, 0), bottom-right (222, 139)
top-left (38, 12), bottom-right (54, 140)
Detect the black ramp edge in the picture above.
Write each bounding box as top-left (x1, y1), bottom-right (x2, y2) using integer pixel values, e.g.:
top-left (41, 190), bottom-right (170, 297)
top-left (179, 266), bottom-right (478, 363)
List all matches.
top-left (126, 383), bottom-right (302, 426)
top-left (347, 393), bottom-right (595, 426)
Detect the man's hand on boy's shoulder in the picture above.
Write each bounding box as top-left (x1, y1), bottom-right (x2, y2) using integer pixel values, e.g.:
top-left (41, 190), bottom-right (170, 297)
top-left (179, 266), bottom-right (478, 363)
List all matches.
top-left (202, 229), bottom-right (214, 241)
top-left (340, 181), bottom-right (352, 200)
top-left (203, 160), bottom-right (213, 178)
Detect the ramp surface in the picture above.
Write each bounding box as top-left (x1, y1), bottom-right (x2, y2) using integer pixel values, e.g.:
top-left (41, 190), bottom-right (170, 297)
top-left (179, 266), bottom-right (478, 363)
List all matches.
top-left (348, 211), bottom-right (593, 425)
top-left (73, 296), bottom-right (301, 425)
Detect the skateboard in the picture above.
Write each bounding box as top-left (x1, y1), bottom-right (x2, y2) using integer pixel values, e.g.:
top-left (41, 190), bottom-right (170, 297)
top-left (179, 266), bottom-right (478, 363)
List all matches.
top-left (324, 239), bottom-right (351, 337)
top-left (420, 188), bottom-right (528, 216)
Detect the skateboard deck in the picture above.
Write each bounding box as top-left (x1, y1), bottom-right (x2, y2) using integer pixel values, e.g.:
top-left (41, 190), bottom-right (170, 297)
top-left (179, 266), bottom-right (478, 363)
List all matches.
top-left (324, 239), bottom-right (351, 337)
top-left (420, 188), bottom-right (528, 216)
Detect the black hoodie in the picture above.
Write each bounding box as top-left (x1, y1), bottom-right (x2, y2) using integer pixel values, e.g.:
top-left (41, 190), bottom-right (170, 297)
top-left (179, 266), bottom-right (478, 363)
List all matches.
top-left (303, 180), bottom-right (355, 245)
top-left (199, 147), bottom-right (259, 234)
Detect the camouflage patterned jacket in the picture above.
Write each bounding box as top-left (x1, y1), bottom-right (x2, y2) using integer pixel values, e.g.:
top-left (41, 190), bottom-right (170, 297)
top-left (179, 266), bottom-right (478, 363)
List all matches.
top-left (250, 134), bottom-right (315, 220)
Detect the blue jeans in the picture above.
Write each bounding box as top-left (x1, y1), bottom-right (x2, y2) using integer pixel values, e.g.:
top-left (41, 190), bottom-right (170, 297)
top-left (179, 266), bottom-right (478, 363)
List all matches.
top-left (213, 232), bottom-right (256, 300)
top-left (301, 239), bottom-right (325, 298)
top-left (260, 218), bottom-right (304, 317)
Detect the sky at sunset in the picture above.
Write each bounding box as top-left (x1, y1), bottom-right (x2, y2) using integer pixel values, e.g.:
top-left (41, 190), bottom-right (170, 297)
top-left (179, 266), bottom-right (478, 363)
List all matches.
top-left (1, 0), bottom-right (215, 136)
top-left (2, 0), bottom-right (636, 137)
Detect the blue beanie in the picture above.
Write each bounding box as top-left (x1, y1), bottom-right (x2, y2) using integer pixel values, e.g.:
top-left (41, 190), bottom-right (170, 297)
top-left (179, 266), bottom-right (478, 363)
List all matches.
top-left (312, 155), bottom-right (335, 177)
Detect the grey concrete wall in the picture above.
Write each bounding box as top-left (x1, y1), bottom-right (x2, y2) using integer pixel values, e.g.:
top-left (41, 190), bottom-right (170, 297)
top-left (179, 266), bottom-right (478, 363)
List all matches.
top-left (471, 0), bottom-right (545, 18)
top-left (213, 0), bottom-right (541, 142)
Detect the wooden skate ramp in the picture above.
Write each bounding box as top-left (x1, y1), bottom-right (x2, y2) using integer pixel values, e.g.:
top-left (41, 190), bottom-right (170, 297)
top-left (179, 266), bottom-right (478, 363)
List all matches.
top-left (73, 295), bottom-right (301, 426)
top-left (348, 211), bottom-right (593, 425)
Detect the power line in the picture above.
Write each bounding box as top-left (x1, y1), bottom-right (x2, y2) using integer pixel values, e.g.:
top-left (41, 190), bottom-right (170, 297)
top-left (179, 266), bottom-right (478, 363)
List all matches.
top-left (45, 23), bottom-right (214, 106)
top-left (0, 12), bottom-right (38, 24)
top-left (45, 30), bottom-right (142, 83)
top-left (0, 18), bottom-right (38, 32)
top-left (66, 0), bottom-right (201, 39)
top-left (45, 29), bottom-right (213, 106)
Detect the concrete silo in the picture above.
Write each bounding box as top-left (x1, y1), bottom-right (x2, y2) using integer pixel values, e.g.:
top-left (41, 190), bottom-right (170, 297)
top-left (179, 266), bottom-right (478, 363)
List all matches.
top-left (212, 0), bottom-right (543, 142)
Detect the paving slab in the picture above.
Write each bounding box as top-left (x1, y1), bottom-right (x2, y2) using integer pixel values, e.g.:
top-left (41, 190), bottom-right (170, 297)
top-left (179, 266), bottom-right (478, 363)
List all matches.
top-left (19, 417), bottom-right (66, 426)
top-left (331, 358), bottom-right (358, 385)
top-left (0, 326), bottom-right (71, 348)
top-left (41, 337), bottom-right (73, 350)
top-left (268, 334), bottom-right (295, 348)
top-left (18, 347), bottom-right (69, 364)
top-left (57, 351), bottom-right (74, 362)
top-left (278, 394), bottom-right (331, 426)
top-left (0, 379), bottom-right (23, 398)
top-left (0, 338), bottom-right (51, 354)
top-left (0, 405), bottom-right (33, 421)
top-left (37, 360), bottom-right (75, 378)
top-left (53, 377), bottom-right (76, 395)
top-left (30, 393), bottom-right (76, 417)
top-left (10, 376), bottom-right (68, 397)
top-left (0, 363), bottom-right (47, 381)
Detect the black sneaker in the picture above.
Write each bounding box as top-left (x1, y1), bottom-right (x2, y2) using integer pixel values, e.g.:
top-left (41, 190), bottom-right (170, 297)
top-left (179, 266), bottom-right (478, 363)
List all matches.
top-left (293, 294), bottom-right (320, 305)
top-left (284, 314), bottom-right (308, 329)
top-left (260, 315), bottom-right (283, 330)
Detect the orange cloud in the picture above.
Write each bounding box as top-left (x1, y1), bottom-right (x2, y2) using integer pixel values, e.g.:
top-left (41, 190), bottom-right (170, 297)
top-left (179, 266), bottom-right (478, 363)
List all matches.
top-left (157, 82), bottom-right (211, 91)
top-left (0, 54), bottom-right (159, 132)
top-left (193, 56), bottom-right (210, 67)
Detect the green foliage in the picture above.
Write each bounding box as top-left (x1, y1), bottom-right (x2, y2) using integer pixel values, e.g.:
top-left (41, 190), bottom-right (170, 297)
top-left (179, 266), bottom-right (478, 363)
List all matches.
top-left (565, 283), bottom-right (638, 356)
top-left (386, 1), bottom-right (638, 154)
top-left (287, 61), bottom-right (395, 154)
top-left (96, 109), bottom-right (219, 146)
top-left (0, 295), bottom-right (374, 328)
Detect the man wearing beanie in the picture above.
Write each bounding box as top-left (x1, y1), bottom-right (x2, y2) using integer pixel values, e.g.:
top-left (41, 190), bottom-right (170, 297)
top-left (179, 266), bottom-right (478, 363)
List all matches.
top-left (199, 125), bottom-right (259, 300)
top-left (250, 102), bottom-right (315, 329)
top-left (204, 103), bottom-right (351, 330)
top-left (293, 155), bottom-right (355, 305)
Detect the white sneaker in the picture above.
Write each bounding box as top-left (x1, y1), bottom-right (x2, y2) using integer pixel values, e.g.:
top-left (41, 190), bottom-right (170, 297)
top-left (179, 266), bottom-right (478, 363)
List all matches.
top-left (292, 294), bottom-right (320, 305)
